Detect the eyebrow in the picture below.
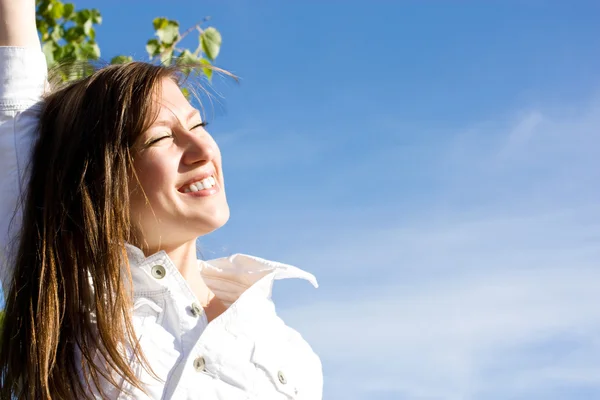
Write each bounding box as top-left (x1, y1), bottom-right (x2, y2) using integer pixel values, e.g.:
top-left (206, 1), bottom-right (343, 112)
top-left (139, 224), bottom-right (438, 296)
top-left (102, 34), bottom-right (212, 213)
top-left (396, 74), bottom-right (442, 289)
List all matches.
top-left (151, 108), bottom-right (201, 128)
top-left (134, 109), bottom-right (202, 150)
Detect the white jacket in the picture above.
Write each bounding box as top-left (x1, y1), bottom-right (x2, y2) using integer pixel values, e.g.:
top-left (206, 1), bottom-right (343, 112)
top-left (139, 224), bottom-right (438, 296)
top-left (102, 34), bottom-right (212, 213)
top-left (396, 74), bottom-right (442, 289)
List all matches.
top-left (0, 47), bottom-right (323, 400)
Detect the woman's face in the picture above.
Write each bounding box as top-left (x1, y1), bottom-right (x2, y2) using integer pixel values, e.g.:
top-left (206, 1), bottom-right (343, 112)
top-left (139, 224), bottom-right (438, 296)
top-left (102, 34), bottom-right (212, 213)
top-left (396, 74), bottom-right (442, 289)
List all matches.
top-left (129, 77), bottom-right (230, 252)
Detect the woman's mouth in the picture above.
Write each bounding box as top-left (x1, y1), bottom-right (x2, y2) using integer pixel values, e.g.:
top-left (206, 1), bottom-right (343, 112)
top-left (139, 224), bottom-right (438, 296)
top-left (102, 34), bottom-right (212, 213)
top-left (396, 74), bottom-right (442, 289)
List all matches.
top-left (182, 176), bottom-right (216, 193)
top-left (179, 175), bottom-right (219, 196)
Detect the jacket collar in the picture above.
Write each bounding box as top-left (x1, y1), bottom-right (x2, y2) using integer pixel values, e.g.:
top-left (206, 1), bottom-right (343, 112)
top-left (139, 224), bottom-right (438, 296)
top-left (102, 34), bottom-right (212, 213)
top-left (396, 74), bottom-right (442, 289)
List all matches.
top-left (124, 244), bottom-right (318, 301)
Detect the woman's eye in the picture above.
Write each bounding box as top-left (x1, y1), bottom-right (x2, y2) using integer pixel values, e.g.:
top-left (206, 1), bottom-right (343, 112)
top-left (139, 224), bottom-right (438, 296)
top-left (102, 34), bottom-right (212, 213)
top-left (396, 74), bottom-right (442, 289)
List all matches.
top-left (146, 135), bottom-right (173, 146)
top-left (191, 121), bottom-right (208, 130)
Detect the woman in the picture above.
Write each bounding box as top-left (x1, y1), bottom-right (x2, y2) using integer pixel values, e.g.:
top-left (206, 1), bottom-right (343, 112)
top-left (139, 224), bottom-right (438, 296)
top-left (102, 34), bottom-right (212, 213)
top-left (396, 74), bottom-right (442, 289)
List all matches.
top-left (0, 1), bottom-right (322, 399)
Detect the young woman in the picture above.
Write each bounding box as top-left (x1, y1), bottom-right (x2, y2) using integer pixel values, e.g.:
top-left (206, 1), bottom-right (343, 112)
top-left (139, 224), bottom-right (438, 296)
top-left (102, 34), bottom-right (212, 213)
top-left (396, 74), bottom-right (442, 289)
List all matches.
top-left (0, 1), bottom-right (322, 399)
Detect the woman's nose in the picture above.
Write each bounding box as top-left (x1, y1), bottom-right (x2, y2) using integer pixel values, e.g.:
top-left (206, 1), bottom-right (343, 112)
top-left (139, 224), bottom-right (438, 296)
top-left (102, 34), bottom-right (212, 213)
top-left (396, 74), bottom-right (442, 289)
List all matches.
top-left (181, 131), bottom-right (215, 165)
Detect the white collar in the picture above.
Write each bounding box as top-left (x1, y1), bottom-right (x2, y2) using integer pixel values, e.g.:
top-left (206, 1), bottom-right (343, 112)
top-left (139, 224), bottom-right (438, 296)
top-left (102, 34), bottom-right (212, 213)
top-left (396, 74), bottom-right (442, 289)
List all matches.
top-left (124, 244), bottom-right (318, 301)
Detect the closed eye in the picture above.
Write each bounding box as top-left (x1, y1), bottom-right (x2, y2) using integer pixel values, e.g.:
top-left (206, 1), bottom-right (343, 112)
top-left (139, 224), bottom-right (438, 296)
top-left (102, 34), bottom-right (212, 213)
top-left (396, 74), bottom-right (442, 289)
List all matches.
top-left (142, 122), bottom-right (207, 148)
top-left (191, 121), bottom-right (209, 130)
top-left (145, 134), bottom-right (173, 147)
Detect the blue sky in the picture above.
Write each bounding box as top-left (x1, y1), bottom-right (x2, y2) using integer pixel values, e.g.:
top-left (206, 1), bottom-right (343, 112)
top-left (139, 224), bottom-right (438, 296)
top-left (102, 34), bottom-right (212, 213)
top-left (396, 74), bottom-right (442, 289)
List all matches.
top-left (53, 1), bottom-right (600, 399)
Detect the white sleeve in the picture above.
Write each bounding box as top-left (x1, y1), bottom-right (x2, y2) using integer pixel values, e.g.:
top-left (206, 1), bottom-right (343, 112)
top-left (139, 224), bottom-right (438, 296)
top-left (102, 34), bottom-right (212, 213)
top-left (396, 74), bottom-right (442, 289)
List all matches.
top-left (0, 47), bottom-right (47, 294)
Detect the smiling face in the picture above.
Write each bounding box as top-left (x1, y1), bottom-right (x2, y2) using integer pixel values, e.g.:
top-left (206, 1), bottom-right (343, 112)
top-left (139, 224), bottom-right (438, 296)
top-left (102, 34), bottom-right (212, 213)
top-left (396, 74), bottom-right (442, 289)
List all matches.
top-left (129, 77), bottom-right (230, 252)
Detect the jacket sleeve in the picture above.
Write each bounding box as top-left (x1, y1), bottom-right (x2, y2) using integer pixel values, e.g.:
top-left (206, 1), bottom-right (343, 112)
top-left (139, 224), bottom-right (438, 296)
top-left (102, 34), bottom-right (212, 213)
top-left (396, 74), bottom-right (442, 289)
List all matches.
top-left (0, 47), bottom-right (47, 294)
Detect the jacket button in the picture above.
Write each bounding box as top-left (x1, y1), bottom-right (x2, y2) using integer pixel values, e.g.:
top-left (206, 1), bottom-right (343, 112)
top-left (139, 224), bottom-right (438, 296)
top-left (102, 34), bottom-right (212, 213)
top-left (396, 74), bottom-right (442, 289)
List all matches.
top-left (278, 370), bottom-right (287, 385)
top-left (193, 356), bottom-right (206, 372)
top-left (190, 302), bottom-right (202, 317)
top-left (150, 265), bottom-right (166, 279)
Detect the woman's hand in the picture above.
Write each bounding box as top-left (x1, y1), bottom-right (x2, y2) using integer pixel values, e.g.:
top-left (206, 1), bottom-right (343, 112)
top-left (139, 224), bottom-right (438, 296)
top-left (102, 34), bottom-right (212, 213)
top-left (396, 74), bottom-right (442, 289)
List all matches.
top-left (0, 0), bottom-right (39, 48)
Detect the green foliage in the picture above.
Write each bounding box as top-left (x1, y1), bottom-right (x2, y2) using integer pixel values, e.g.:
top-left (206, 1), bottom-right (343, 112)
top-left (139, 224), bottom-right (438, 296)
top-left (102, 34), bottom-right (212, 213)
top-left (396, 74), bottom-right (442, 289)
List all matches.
top-left (36, 1), bottom-right (222, 82)
top-left (36, 0), bottom-right (101, 77)
top-left (201, 27), bottom-right (222, 61)
top-left (144, 16), bottom-right (221, 81)
top-left (109, 55), bottom-right (133, 65)
top-left (154, 17), bottom-right (179, 45)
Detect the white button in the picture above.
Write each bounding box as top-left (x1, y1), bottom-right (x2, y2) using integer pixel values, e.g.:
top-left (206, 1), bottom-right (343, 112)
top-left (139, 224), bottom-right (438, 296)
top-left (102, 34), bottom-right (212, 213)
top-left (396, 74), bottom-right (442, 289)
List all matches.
top-left (193, 356), bottom-right (206, 372)
top-left (278, 370), bottom-right (287, 384)
top-left (150, 265), bottom-right (166, 279)
top-left (190, 302), bottom-right (202, 317)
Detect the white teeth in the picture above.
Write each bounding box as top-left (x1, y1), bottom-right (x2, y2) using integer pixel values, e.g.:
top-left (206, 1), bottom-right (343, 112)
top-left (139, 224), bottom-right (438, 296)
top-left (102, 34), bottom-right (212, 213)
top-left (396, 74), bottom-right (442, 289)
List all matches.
top-left (183, 175), bottom-right (216, 193)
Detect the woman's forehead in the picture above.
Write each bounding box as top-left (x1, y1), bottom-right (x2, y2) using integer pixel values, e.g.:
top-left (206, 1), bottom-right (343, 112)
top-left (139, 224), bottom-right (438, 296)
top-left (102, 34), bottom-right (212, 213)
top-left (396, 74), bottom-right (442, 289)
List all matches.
top-left (151, 80), bottom-right (200, 124)
top-left (151, 106), bottom-right (201, 127)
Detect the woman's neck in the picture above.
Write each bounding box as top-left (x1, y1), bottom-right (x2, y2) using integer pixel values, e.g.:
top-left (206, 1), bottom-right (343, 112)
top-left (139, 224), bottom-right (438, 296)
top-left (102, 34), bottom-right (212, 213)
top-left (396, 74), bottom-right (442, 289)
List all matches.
top-left (158, 240), bottom-right (200, 278)
top-left (151, 240), bottom-right (228, 321)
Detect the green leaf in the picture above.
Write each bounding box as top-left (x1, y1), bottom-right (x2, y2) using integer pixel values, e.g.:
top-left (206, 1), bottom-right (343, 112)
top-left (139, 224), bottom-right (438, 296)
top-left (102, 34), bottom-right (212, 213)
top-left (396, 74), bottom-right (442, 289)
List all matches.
top-left (50, 2), bottom-right (64, 20)
top-left (60, 42), bottom-right (76, 61)
top-left (200, 58), bottom-right (213, 80)
top-left (178, 49), bottom-right (197, 64)
top-left (181, 87), bottom-right (190, 99)
top-left (44, 14), bottom-right (57, 28)
top-left (87, 42), bottom-right (101, 59)
top-left (176, 51), bottom-right (214, 80)
top-left (156, 20), bottom-right (179, 45)
top-left (146, 39), bottom-right (161, 59)
top-left (74, 42), bottom-right (87, 60)
top-left (50, 25), bottom-right (63, 42)
top-left (63, 3), bottom-right (75, 19)
top-left (75, 9), bottom-right (91, 25)
top-left (83, 18), bottom-right (93, 36)
top-left (90, 9), bottom-right (102, 24)
top-left (64, 26), bottom-right (84, 42)
top-left (37, 0), bottom-right (52, 14)
top-left (36, 19), bottom-right (49, 36)
top-left (153, 17), bottom-right (168, 31)
top-left (42, 40), bottom-right (56, 66)
top-left (160, 48), bottom-right (173, 66)
top-left (200, 27), bottom-right (221, 61)
top-left (74, 42), bottom-right (100, 61)
top-left (110, 55), bottom-right (133, 64)
top-left (176, 49), bottom-right (198, 75)
top-left (37, 18), bottom-right (50, 41)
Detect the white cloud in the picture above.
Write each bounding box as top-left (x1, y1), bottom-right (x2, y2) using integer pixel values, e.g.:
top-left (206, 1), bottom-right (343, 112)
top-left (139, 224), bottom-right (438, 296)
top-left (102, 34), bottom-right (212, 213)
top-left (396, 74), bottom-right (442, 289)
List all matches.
top-left (273, 97), bottom-right (600, 399)
top-left (281, 229), bottom-right (600, 399)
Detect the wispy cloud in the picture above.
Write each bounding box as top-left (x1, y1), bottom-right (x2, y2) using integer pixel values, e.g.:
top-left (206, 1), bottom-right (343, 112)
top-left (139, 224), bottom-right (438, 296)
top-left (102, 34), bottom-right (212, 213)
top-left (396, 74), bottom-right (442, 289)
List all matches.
top-left (271, 96), bottom-right (600, 399)
top-left (282, 261), bottom-right (600, 399)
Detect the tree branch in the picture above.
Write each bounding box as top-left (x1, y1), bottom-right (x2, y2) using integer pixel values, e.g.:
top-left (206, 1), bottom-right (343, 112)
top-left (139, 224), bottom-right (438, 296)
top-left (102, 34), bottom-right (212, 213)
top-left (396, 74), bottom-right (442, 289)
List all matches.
top-left (155, 16), bottom-right (211, 62)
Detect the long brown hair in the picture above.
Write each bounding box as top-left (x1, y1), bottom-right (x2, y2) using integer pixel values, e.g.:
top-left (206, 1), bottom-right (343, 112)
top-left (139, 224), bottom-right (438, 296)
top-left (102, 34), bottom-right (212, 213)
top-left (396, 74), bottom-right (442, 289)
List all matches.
top-left (0, 62), bottom-right (188, 399)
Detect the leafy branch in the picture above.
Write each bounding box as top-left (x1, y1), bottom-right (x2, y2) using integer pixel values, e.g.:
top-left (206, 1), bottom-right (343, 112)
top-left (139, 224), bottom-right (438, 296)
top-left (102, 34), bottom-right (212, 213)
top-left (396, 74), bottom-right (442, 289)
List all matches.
top-left (141, 16), bottom-right (222, 80)
top-left (36, 0), bottom-right (223, 82)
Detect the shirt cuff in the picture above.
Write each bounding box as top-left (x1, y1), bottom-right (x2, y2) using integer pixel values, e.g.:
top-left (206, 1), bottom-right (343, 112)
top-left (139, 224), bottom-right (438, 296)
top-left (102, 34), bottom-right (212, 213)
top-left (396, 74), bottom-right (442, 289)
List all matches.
top-left (0, 47), bottom-right (47, 107)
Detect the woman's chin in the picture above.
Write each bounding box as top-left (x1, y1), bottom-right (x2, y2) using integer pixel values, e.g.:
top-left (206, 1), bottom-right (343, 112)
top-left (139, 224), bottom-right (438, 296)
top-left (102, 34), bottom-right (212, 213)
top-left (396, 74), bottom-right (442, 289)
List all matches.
top-left (195, 207), bottom-right (230, 235)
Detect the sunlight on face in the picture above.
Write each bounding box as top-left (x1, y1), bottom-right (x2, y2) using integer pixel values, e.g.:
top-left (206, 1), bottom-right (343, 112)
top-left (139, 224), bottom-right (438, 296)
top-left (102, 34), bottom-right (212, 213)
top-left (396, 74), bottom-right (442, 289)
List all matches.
top-left (129, 78), bottom-right (230, 253)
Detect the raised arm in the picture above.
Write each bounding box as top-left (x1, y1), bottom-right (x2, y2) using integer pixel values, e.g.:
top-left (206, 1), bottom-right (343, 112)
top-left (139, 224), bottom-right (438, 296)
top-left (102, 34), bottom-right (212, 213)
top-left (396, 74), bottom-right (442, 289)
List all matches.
top-left (0, 0), bottom-right (46, 293)
top-left (0, 0), bottom-right (39, 48)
